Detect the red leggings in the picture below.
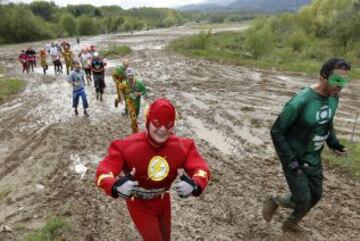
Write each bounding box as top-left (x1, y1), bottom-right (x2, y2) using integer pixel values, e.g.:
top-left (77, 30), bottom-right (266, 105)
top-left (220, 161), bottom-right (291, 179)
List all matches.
top-left (126, 193), bottom-right (171, 241)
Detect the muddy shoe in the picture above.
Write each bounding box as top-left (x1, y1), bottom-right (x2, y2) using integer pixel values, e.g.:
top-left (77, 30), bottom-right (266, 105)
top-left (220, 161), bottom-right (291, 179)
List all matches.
top-left (115, 99), bottom-right (119, 108)
top-left (84, 110), bottom-right (89, 117)
top-left (96, 92), bottom-right (99, 100)
top-left (100, 94), bottom-right (103, 102)
top-left (282, 220), bottom-right (306, 233)
top-left (262, 195), bottom-right (278, 222)
top-left (74, 109), bottom-right (79, 116)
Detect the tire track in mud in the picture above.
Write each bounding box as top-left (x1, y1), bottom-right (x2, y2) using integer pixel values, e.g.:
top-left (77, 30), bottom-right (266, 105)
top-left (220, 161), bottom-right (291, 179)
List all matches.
top-left (0, 28), bottom-right (359, 241)
top-left (0, 124), bottom-right (54, 180)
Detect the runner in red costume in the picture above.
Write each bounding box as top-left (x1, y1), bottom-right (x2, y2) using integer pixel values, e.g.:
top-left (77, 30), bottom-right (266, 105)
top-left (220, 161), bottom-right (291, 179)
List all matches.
top-left (96, 99), bottom-right (210, 241)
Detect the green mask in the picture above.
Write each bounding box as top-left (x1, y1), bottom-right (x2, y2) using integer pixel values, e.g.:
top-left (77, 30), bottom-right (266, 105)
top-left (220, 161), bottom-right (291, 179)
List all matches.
top-left (328, 73), bottom-right (349, 88)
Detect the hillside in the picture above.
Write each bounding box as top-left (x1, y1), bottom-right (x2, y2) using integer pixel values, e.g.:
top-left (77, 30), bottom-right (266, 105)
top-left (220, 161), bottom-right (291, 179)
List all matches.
top-left (180, 0), bottom-right (311, 12)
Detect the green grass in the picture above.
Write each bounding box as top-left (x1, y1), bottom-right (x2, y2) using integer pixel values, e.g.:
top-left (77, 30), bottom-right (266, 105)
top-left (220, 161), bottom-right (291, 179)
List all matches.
top-left (24, 217), bottom-right (70, 241)
top-left (0, 77), bottom-right (26, 103)
top-left (169, 31), bottom-right (360, 79)
top-left (324, 140), bottom-right (360, 179)
top-left (100, 45), bottom-right (131, 58)
top-left (0, 189), bottom-right (11, 201)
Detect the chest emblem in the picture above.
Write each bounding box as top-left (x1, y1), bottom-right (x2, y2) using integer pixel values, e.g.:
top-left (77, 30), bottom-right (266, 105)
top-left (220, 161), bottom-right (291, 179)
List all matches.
top-left (316, 105), bottom-right (332, 124)
top-left (148, 156), bottom-right (169, 182)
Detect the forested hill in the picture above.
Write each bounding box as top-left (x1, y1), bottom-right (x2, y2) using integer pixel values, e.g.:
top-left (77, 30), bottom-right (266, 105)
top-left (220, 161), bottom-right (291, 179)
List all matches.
top-left (180, 0), bottom-right (311, 12)
top-left (0, 2), bottom-right (186, 44)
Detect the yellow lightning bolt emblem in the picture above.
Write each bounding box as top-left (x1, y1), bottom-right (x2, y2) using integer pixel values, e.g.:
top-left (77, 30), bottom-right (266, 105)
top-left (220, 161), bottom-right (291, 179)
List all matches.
top-left (148, 156), bottom-right (169, 181)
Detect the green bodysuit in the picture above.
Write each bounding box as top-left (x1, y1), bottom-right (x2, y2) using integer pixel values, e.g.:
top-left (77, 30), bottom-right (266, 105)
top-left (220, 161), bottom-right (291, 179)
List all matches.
top-left (271, 86), bottom-right (339, 167)
top-left (270, 86), bottom-right (341, 223)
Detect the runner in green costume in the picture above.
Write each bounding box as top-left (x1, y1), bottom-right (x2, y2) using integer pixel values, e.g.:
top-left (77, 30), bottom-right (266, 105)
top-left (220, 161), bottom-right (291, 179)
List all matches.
top-left (262, 58), bottom-right (351, 232)
top-left (112, 60), bottom-right (129, 108)
top-left (119, 68), bottom-right (146, 133)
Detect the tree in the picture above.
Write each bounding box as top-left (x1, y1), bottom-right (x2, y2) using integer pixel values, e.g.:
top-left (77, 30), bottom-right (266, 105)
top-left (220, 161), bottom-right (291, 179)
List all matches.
top-left (123, 20), bottom-right (134, 32)
top-left (29, 1), bottom-right (57, 21)
top-left (61, 13), bottom-right (77, 36)
top-left (331, 8), bottom-right (360, 52)
top-left (77, 16), bottom-right (96, 36)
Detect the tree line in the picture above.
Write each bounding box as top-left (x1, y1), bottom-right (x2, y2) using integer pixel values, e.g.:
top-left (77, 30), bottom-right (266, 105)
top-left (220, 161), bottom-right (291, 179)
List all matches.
top-left (0, 2), bottom-right (187, 44)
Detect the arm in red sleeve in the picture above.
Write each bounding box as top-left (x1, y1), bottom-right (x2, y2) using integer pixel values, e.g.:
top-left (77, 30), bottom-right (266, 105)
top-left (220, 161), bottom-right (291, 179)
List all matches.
top-left (183, 140), bottom-right (211, 195)
top-left (96, 140), bottom-right (125, 196)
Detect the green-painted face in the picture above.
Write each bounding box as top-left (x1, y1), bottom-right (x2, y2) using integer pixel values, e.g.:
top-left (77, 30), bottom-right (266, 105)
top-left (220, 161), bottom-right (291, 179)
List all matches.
top-left (328, 73), bottom-right (349, 88)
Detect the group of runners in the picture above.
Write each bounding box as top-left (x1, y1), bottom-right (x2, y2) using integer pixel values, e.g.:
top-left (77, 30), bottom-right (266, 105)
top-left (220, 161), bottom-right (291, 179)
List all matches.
top-left (17, 43), bottom-right (351, 240)
top-left (18, 40), bottom-right (148, 134)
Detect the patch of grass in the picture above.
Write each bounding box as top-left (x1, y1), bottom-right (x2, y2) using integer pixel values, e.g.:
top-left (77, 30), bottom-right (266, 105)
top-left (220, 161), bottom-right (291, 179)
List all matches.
top-left (0, 189), bottom-right (11, 201)
top-left (100, 45), bottom-right (131, 58)
top-left (24, 217), bottom-right (70, 241)
top-left (324, 140), bottom-right (360, 179)
top-left (169, 31), bottom-right (360, 79)
top-left (0, 77), bottom-right (25, 103)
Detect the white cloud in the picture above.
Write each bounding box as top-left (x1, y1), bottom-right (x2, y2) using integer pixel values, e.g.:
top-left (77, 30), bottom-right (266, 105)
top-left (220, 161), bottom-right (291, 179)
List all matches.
top-left (9, 0), bottom-right (207, 9)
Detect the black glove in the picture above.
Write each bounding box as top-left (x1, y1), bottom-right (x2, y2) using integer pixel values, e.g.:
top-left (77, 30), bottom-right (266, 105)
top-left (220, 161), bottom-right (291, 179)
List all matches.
top-left (175, 170), bottom-right (202, 198)
top-left (111, 168), bottom-right (138, 199)
top-left (332, 143), bottom-right (346, 152)
top-left (288, 157), bottom-right (303, 176)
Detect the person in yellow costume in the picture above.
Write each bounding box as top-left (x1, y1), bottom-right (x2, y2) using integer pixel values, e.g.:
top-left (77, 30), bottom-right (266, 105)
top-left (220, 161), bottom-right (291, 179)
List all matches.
top-left (112, 59), bottom-right (129, 108)
top-left (62, 43), bottom-right (74, 75)
top-left (39, 48), bottom-right (48, 75)
top-left (118, 68), bottom-right (146, 133)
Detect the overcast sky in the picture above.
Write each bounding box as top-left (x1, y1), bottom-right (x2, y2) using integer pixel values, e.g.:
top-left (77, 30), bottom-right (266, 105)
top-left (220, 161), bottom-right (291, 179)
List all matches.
top-left (9, 0), bottom-right (207, 9)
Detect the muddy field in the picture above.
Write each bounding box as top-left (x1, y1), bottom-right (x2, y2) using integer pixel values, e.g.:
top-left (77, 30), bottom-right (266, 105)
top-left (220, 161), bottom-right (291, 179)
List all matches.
top-left (0, 25), bottom-right (359, 241)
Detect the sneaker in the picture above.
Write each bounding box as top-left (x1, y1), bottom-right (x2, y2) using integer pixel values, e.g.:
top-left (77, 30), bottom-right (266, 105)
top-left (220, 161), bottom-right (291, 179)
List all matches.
top-left (262, 195), bottom-right (279, 222)
top-left (74, 109), bottom-right (79, 116)
top-left (282, 220), bottom-right (306, 233)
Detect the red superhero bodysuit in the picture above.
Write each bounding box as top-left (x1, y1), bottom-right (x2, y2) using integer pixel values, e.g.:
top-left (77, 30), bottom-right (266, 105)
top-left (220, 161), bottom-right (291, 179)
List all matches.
top-left (19, 53), bottom-right (28, 73)
top-left (96, 99), bottom-right (210, 241)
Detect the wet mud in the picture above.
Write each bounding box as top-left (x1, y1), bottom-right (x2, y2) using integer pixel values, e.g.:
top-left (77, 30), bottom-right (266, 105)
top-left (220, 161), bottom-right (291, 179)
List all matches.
top-left (0, 25), bottom-right (359, 241)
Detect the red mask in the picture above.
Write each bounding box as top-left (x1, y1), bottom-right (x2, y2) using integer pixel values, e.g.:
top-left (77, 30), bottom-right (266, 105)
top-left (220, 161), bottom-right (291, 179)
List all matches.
top-left (146, 99), bottom-right (176, 130)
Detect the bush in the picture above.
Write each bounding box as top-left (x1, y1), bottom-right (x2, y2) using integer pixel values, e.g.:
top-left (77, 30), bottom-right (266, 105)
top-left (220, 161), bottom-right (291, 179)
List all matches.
top-left (170, 30), bottom-right (212, 51)
top-left (287, 29), bottom-right (308, 52)
top-left (244, 25), bottom-right (275, 59)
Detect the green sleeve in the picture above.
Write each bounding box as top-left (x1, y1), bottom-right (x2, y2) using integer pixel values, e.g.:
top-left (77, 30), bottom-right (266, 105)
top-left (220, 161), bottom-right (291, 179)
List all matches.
top-left (270, 99), bottom-right (302, 164)
top-left (326, 122), bottom-right (339, 149)
top-left (137, 80), bottom-right (147, 95)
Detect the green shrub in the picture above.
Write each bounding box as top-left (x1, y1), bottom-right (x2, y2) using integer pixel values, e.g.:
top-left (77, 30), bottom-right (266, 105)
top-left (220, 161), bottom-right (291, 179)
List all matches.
top-left (244, 26), bottom-right (275, 59)
top-left (288, 29), bottom-right (307, 52)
